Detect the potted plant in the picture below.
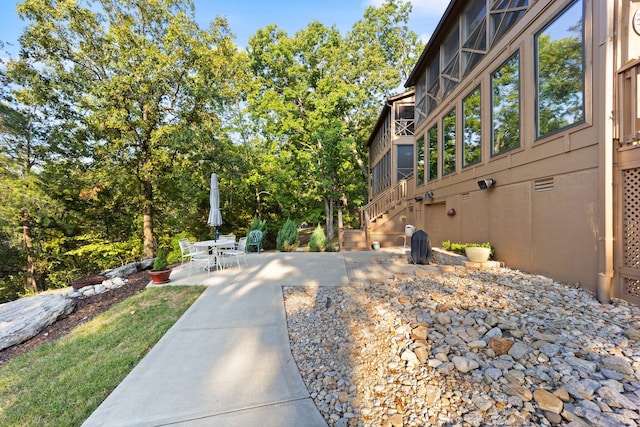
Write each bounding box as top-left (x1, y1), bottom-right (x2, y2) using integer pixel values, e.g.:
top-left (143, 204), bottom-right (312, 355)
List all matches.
top-left (442, 241), bottom-right (494, 262)
top-left (464, 243), bottom-right (493, 263)
top-left (149, 250), bottom-right (172, 284)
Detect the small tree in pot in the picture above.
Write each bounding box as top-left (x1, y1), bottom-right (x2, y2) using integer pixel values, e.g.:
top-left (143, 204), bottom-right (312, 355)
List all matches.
top-left (149, 250), bottom-right (172, 284)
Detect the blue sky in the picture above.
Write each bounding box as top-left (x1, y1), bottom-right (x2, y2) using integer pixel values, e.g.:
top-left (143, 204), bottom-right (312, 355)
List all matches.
top-left (0, 0), bottom-right (449, 59)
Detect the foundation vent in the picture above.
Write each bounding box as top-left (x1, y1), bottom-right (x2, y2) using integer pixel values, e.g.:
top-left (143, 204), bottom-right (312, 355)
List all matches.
top-left (623, 168), bottom-right (640, 270)
top-left (624, 278), bottom-right (640, 297)
top-left (534, 178), bottom-right (554, 192)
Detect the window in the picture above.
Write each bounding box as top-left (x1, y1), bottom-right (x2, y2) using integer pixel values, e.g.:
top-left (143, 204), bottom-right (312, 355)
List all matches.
top-left (396, 105), bottom-right (415, 135)
top-left (397, 145), bottom-right (414, 180)
top-left (491, 52), bottom-right (520, 155)
top-left (441, 24), bottom-right (460, 97)
top-left (490, 0), bottom-right (529, 46)
top-left (428, 125), bottom-right (438, 181)
top-left (416, 136), bottom-right (425, 185)
top-left (535, 0), bottom-right (584, 137)
top-left (442, 108), bottom-right (456, 175)
top-left (462, 1), bottom-right (487, 76)
top-left (416, 74), bottom-right (427, 127)
top-left (412, 0), bottom-right (529, 115)
top-left (371, 152), bottom-right (391, 196)
top-left (463, 86), bottom-right (482, 167)
top-left (427, 55), bottom-right (440, 115)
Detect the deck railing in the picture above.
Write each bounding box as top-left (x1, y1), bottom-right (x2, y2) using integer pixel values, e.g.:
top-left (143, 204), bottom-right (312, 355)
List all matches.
top-left (619, 58), bottom-right (640, 145)
top-left (360, 179), bottom-right (407, 228)
top-left (395, 118), bottom-right (415, 136)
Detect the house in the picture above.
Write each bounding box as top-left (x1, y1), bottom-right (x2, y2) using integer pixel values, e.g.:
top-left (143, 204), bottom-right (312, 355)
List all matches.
top-left (362, 0), bottom-right (640, 304)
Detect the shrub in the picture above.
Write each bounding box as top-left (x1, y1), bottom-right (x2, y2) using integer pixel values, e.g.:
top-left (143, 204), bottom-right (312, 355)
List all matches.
top-left (249, 215), bottom-right (266, 233)
top-left (308, 225), bottom-right (327, 252)
top-left (442, 240), bottom-right (494, 257)
top-left (64, 234), bottom-right (142, 275)
top-left (0, 274), bottom-right (27, 304)
top-left (325, 240), bottom-right (340, 252)
top-left (152, 250), bottom-right (169, 271)
top-left (276, 219), bottom-right (299, 252)
top-left (167, 232), bottom-right (194, 264)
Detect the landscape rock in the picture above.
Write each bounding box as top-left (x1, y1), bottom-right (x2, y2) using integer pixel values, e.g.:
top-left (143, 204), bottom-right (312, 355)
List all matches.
top-left (602, 355), bottom-right (634, 375)
top-left (451, 355), bottom-right (479, 373)
top-left (283, 262), bottom-right (640, 426)
top-left (0, 293), bottom-right (76, 351)
top-left (489, 336), bottom-right (514, 355)
top-left (534, 389), bottom-right (564, 413)
top-left (104, 262), bottom-right (140, 279)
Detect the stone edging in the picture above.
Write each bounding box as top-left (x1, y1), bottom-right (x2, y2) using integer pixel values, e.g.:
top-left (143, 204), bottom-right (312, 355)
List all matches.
top-left (68, 259), bottom-right (154, 299)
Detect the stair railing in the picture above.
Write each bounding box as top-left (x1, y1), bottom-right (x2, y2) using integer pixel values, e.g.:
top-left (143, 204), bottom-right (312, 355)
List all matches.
top-left (360, 179), bottom-right (407, 228)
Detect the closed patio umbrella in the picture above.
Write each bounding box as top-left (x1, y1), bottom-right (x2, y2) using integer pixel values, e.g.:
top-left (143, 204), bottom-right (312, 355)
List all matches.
top-left (207, 172), bottom-right (222, 236)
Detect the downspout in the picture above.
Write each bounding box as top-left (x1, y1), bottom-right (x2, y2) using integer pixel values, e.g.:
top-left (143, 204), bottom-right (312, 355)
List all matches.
top-left (597, 0), bottom-right (616, 303)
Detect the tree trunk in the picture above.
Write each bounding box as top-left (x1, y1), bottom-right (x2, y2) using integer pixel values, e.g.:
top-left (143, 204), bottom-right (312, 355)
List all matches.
top-left (143, 179), bottom-right (155, 258)
top-left (324, 190), bottom-right (335, 241)
top-left (21, 209), bottom-right (37, 294)
top-left (255, 186), bottom-right (262, 220)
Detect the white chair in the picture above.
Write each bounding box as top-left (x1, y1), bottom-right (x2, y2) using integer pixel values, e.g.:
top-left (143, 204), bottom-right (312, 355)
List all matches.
top-left (188, 253), bottom-right (217, 277)
top-left (221, 237), bottom-right (248, 269)
top-left (178, 238), bottom-right (196, 270)
top-left (215, 236), bottom-right (236, 268)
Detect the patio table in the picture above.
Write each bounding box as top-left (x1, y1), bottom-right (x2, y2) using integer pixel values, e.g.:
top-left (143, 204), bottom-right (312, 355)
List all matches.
top-left (193, 239), bottom-right (236, 271)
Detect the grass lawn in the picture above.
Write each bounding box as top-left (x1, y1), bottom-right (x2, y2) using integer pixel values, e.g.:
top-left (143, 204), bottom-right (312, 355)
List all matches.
top-left (0, 286), bottom-right (205, 426)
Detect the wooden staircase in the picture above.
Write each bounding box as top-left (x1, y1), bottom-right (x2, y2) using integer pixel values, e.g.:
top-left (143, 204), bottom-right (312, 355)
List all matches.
top-left (340, 229), bottom-right (369, 251)
top-left (360, 180), bottom-right (408, 226)
top-left (343, 179), bottom-right (410, 250)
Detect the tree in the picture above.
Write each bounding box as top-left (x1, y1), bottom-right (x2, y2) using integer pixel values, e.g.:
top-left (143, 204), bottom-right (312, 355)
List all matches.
top-left (341, 0), bottom-right (422, 180)
top-left (9, 0), bottom-right (238, 258)
top-left (244, 0), bottom-right (421, 236)
top-left (0, 102), bottom-right (62, 294)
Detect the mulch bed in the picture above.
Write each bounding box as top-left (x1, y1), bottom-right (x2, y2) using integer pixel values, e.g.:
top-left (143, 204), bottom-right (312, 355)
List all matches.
top-left (0, 269), bottom-right (151, 365)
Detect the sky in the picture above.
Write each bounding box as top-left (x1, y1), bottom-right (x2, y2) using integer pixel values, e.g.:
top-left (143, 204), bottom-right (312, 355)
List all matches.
top-left (0, 0), bottom-right (450, 59)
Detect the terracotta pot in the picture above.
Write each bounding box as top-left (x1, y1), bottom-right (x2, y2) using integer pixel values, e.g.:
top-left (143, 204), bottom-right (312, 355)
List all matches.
top-left (149, 269), bottom-right (172, 284)
top-left (465, 246), bottom-right (491, 263)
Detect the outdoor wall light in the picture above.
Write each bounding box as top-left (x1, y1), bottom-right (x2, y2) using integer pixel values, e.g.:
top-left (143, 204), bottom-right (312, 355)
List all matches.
top-left (424, 191), bottom-right (434, 200)
top-left (477, 178), bottom-right (496, 190)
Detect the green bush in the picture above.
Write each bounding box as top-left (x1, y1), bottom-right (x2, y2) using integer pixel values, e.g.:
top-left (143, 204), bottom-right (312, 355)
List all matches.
top-left (442, 240), bottom-right (494, 257)
top-left (167, 232), bottom-right (195, 264)
top-left (276, 219), bottom-right (299, 252)
top-left (325, 239), bottom-right (340, 252)
top-left (152, 250), bottom-right (169, 271)
top-left (0, 274), bottom-right (27, 304)
top-left (308, 225), bottom-right (326, 252)
top-left (249, 215), bottom-right (266, 233)
top-left (63, 234), bottom-right (142, 277)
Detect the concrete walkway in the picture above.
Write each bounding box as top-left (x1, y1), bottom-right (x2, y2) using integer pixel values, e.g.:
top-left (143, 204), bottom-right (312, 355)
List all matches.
top-left (82, 249), bottom-right (416, 427)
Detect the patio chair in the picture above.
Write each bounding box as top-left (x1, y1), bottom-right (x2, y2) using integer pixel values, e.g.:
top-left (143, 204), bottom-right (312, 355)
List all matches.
top-left (221, 237), bottom-right (248, 269)
top-left (246, 230), bottom-right (263, 254)
top-left (188, 253), bottom-right (217, 277)
top-left (178, 238), bottom-right (196, 270)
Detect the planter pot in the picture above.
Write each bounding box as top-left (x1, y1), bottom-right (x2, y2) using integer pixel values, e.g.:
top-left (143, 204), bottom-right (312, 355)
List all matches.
top-left (465, 246), bottom-right (491, 263)
top-left (149, 269), bottom-right (172, 284)
top-left (372, 241), bottom-right (380, 251)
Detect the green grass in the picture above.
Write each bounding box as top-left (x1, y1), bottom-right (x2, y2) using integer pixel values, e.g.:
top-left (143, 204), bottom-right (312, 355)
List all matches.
top-left (0, 286), bottom-right (205, 427)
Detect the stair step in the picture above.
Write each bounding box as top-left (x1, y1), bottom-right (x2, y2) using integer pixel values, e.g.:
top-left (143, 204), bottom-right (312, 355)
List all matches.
top-left (341, 230), bottom-right (369, 251)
